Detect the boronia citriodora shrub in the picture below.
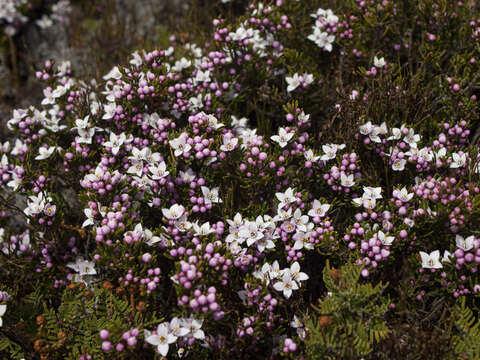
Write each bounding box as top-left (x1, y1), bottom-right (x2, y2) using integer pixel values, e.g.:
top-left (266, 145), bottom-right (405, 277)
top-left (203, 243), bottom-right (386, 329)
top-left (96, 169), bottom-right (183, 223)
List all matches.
top-left (1, 0), bottom-right (480, 359)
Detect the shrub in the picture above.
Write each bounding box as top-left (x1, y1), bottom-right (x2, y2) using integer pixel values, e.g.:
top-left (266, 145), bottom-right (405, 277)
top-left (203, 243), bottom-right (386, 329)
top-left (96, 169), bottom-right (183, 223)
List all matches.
top-left (0, 0), bottom-right (480, 358)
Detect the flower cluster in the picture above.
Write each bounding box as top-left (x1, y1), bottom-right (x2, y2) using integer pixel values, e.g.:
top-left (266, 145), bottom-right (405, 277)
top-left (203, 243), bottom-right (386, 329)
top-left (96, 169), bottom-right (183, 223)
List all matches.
top-left (1, 0), bottom-right (480, 358)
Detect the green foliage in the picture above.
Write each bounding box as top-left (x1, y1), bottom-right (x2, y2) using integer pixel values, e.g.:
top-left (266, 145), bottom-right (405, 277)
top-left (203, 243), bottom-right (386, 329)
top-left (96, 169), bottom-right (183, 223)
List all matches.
top-left (28, 285), bottom-right (163, 359)
top-left (452, 297), bottom-right (480, 359)
top-left (0, 336), bottom-right (24, 360)
top-left (305, 261), bottom-right (391, 359)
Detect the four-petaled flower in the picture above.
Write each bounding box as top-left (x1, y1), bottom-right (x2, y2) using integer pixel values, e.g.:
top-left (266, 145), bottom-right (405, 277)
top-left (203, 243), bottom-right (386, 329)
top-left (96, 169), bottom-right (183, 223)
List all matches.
top-left (308, 200), bottom-right (330, 218)
top-left (271, 127), bottom-right (294, 148)
top-left (145, 323), bottom-right (177, 357)
top-left (456, 235), bottom-right (474, 251)
top-left (273, 272), bottom-right (298, 299)
top-left (220, 135), bottom-right (238, 152)
top-left (35, 146), bottom-right (55, 160)
top-left (162, 204), bottom-right (185, 220)
top-left (170, 133), bottom-right (192, 157)
top-left (419, 250), bottom-right (442, 269)
top-left (285, 73), bottom-right (302, 92)
top-left (201, 186), bottom-right (222, 205)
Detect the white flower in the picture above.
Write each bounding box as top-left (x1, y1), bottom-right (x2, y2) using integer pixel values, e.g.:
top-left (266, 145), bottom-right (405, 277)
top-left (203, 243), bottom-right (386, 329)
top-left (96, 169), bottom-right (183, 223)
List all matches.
top-left (275, 187), bottom-right (296, 209)
top-left (162, 204), bottom-right (185, 220)
top-left (352, 196), bottom-right (377, 210)
top-left (149, 162), bottom-right (169, 180)
top-left (442, 250), bottom-right (453, 263)
top-left (349, 90), bottom-right (359, 100)
top-left (195, 70), bottom-right (211, 83)
top-left (170, 133), bottom-right (192, 157)
top-left (102, 103), bottom-right (116, 120)
top-left (82, 208), bottom-right (95, 227)
top-left (269, 260), bottom-right (282, 280)
top-left (308, 28), bottom-right (335, 51)
top-left (189, 93), bottom-right (204, 110)
top-left (201, 186), bottom-right (222, 205)
top-left (290, 315), bottom-right (303, 329)
top-left (393, 187), bottom-right (414, 202)
top-left (131, 147), bottom-right (159, 163)
top-left (67, 257), bottom-right (97, 284)
top-left (456, 235), bottom-right (474, 251)
top-left (368, 126), bottom-right (383, 143)
top-left (0, 154), bottom-right (7, 167)
top-left (7, 109), bottom-right (27, 130)
top-left (7, 172), bottom-right (22, 191)
top-left (41, 88), bottom-right (56, 105)
top-left (10, 139), bottom-right (27, 156)
top-left (179, 168), bottom-right (196, 182)
top-left (220, 136), bottom-right (238, 152)
top-left (434, 147), bottom-right (447, 161)
top-left (36, 14), bottom-right (53, 29)
top-left (256, 236), bottom-right (276, 253)
top-left (293, 231), bottom-right (314, 250)
top-left (103, 132), bottom-right (126, 155)
top-left (253, 262), bottom-right (272, 284)
top-left (290, 315), bottom-right (306, 339)
top-left (377, 231), bottom-right (394, 246)
top-left (24, 194), bottom-right (48, 216)
top-left (130, 51), bottom-right (143, 67)
top-left (363, 186), bottom-right (382, 199)
top-left (227, 213), bottom-right (244, 231)
top-left (273, 208), bottom-right (292, 222)
top-left (231, 115), bottom-right (248, 129)
top-left (238, 220), bottom-right (264, 247)
top-left (169, 317), bottom-right (189, 338)
top-left (298, 111), bottom-right (310, 124)
top-left (144, 229), bottom-right (163, 246)
top-left (417, 147), bottom-right (433, 162)
top-left (289, 261), bottom-right (309, 285)
top-left (304, 149), bottom-right (320, 162)
top-left (127, 159), bottom-right (144, 177)
top-left (320, 144), bottom-right (339, 161)
top-left (74, 116), bottom-right (90, 130)
top-left (403, 129), bottom-right (421, 148)
top-left (174, 215), bottom-right (192, 232)
top-left (359, 121), bottom-right (373, 135)
top-left (450, 152), bottom-right (466, 168)
top-left (419, 250), bottom-right (442, 269)
top-left (192, 221), bottom-right (215, 236)
top-left (340, 172), bottom-right (355, 187)
top-left (271, 127), bottom-right (294, 148)
top-left (286, 73), bottom-right (302, 92)
top-left (303, 73), bottom-right (314, 85)
top-left (206, 114), bottom-right (224, 129)
top-left (52, 86), bottom-right (67, 99)
top-left (67, 257), bottom-right (97, 276)
top-left (0, 304), bottom-right (6, 327)
top-left (387, 126), bottom-right (404, 141)
top-left (182, 317), bottom-right (205, 340)
top-left (145, 323), bottom-right (177, 357)
top-left (308, 200), bottom-right (330, 218)
top-left (374, 56), bottom-right (386, 68)
top-left (35, 146), bottom-right (55, 160)
top-left (172, 57), bottom-right (191, 72)
top-left (392, 158), bottom-right (406, 171)
top-left (103, 66), bottom-right (122, 80)
top-left (273, 271), bottom-right (298, 299)
top-left (292, 209), bottom-right (309, 232)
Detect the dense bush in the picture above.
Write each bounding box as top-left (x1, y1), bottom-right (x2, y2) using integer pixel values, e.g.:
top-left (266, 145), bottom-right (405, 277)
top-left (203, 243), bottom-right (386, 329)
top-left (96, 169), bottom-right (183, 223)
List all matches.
top-left (1, 0), bottom-right (480, 358)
